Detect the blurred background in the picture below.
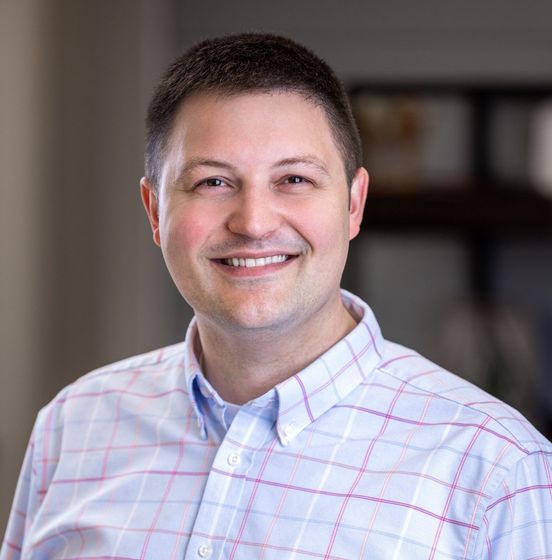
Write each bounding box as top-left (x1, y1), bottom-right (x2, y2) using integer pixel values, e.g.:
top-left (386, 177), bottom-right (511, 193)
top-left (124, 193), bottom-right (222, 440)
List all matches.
top-left (1, 0), bottom-right (552, 532)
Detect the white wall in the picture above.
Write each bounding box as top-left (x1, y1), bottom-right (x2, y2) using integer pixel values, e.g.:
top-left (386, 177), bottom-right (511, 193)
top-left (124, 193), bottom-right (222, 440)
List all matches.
top-left (0, 0), bottom-right (61, 526)
top-left (0, 0), bottom-right (189, 533)
top-left (176, 0), bottom-right (552, 81)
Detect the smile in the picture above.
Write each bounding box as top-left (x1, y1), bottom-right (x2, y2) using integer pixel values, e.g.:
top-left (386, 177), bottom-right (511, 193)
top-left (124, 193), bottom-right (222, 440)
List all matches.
top-left (220, 255), bottom-right (290, 268)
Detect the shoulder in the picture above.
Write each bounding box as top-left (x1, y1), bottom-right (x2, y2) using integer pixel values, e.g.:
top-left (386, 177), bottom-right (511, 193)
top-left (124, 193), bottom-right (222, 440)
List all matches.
top-left (26, 342), bottom-right (190, 494)
top-left (71, 341), bottom-right (186, 387)
top-left (34, 341), bottom-right (188, 441)
top-left (374, 339), bottom-right (551, 457)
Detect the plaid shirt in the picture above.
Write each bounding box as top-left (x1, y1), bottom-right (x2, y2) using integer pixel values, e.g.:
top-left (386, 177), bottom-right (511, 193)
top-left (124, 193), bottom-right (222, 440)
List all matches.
top-left (3, 291), bottom-right (552, 559)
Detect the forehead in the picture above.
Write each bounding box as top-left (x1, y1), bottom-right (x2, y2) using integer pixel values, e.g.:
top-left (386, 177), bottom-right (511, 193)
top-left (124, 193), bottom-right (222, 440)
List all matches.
top-left (161, 91), bottom-right (346, 182)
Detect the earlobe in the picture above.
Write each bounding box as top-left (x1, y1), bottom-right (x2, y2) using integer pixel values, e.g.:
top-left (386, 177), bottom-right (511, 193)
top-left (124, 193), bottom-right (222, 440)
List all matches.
top-left (140, 177), bottom-right (161, 246)
top-left (348, 167), bottom-right (369, 240)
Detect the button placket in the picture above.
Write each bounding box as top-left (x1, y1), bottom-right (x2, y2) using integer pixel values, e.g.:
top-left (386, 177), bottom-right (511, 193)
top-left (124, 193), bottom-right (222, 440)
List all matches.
top-left (185, 400), bottom-right (277, 560)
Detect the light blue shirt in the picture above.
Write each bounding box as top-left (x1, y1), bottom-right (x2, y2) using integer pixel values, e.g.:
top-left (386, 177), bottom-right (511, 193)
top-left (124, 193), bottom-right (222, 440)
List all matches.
top-left (2, 291), bottom-right (552, 559)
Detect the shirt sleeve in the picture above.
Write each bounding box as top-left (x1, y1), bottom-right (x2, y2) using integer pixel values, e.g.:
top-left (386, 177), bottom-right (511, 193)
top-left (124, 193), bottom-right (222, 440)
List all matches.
top-left (0, 431), bottom-right (40, 560)
top-left (475, 448), bottom-right (552, 559)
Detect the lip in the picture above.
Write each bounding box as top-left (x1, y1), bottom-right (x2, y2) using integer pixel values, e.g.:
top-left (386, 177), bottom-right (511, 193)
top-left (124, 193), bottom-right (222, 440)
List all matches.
top-left (210, 254), bottom-right (298, 278)
top-left (213, 250), bottom-right (299, 259)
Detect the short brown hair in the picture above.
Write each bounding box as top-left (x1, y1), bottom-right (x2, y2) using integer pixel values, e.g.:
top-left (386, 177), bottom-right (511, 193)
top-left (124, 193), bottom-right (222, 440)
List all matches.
top-left (145, 33), bottom-right (362, 189)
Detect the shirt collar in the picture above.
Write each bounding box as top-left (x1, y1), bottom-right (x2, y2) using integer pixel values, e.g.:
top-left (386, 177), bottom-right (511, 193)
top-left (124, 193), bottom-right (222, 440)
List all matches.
top-left (183, 324), bottom-right (207, 437)
top-left (183, 289), bottom-right (385, 444)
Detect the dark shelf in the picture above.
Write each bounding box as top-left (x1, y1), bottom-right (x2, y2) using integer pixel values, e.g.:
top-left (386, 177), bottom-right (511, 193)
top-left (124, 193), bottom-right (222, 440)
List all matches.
top-left (362, 187), bottom-right (552, 235)
top-left (350, 83), bottom-right (552, 236)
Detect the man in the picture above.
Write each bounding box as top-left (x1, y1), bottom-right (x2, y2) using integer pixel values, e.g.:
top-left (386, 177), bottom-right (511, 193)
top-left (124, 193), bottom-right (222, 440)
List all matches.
top-left (2, 33), bottom-right (551, 560)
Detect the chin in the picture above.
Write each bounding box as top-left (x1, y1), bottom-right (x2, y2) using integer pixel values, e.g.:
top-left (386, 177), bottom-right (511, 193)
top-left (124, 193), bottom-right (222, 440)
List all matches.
top-left (214, 301), bottom-right (293, 333)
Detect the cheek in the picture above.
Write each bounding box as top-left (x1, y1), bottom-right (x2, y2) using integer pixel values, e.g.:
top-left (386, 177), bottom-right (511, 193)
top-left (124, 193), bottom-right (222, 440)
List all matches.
top-left (298, 203), bottom-right (350, 273)
top-left (307, 200), bottom-right (350, 247)
top-left (160, 208), bottom-right (211, 263)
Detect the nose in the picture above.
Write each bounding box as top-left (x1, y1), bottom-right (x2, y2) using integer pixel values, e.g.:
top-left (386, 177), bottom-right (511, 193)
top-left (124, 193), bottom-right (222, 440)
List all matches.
top-left (226, 186), bottom-right (282, 240)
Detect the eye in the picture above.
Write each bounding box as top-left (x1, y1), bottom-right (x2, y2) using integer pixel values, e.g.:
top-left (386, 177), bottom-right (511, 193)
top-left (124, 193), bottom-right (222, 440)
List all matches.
top-left (195, 177), bottom-right (228, 189)
top-left (283, 175), bottom-right (310, 185)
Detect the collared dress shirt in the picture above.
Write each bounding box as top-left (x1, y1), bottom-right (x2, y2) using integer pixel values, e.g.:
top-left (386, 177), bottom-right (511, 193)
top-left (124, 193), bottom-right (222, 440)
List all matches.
top-left (2, 291), bottom-right (552, 559)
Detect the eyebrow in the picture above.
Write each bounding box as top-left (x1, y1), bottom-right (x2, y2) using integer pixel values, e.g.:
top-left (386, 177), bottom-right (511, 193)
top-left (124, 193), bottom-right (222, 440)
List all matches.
top-left (272, 156), bottom-right (330, 177)
top-left (174, 155), bottom-right (330, 185)
top-left (174, 158), bottom-right (236, 185)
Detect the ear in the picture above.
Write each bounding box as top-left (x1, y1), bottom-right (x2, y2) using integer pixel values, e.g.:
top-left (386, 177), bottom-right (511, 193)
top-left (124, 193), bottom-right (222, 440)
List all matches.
top-left (140, 177), bottom-right (161, 247)
top-left (348, 167), bottom-right (369, 240)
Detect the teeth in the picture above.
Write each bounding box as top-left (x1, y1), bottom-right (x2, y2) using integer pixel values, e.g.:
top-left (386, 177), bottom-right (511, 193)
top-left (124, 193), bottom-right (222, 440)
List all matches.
top-left (223, 255), bottom-right (289, 268)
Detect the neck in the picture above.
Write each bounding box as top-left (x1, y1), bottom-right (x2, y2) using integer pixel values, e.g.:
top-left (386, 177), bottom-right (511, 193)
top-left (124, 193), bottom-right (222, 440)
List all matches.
top-left (195, 294), bottom-right (357, 405)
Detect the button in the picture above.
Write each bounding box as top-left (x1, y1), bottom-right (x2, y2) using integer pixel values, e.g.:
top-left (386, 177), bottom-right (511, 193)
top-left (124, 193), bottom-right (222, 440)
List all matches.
top-left (284, 423), bottom-right (296, 438)
top-left (227, 453), bottom-right (241, 466)
top-left (198, 542), bottom-right (212, 558)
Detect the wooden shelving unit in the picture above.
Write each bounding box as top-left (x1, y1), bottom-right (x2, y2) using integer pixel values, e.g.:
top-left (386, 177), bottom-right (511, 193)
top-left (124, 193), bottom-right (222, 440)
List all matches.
top-left (349, 83), bottom-right (552, 300)
top-left (363, 187), bottom-right (552, 234)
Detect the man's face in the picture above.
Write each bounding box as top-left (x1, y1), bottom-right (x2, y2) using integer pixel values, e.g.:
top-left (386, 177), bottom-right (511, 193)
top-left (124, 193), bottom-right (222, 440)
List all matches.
top-left (142, 91), bottom-right (367, 334)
